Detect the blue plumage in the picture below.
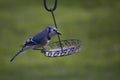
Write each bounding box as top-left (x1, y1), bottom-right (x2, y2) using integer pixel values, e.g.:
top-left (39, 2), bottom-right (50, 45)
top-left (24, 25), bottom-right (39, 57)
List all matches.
top-left (10, 26), bottom-right (61, 62)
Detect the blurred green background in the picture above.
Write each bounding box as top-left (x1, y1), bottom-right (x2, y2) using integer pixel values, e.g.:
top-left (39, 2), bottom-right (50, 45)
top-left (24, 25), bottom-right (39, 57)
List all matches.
top-left (0, 0), bottom-right (120, 80)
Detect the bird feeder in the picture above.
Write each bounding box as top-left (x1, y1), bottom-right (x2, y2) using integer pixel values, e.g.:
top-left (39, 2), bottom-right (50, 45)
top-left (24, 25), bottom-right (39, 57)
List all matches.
top-left (42, 0), bottom-right (81, 57)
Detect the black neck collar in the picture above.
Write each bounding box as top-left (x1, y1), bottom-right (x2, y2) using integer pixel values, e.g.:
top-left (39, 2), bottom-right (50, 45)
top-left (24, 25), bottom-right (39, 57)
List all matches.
top-left (48, 34), bottom-right (51, 40)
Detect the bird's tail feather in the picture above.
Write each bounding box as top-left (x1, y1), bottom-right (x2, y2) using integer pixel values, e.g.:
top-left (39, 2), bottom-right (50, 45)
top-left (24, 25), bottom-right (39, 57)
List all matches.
top-left (10, 48), bottom-right (24, 62)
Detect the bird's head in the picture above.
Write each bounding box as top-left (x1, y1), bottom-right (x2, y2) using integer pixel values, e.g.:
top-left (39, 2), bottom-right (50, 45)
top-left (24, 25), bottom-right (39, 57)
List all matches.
top-left (46, 26), bottom-right (61, 40)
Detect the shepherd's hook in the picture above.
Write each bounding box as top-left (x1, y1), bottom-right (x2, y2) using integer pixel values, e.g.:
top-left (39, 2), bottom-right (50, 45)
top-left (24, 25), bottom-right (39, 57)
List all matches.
top-left (43, 0), bottom-right (63, 52)
top-left (44, 0), bottom-right (57, 12)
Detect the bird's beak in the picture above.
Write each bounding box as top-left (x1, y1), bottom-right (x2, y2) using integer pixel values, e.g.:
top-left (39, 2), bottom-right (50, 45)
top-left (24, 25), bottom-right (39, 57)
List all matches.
top-left (56, 31), bottom-right (62, 35)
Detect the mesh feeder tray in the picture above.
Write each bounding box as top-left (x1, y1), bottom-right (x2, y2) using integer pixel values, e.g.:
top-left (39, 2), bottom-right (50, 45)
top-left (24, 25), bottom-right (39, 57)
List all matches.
top-left (42, 0), bottom-right (81, 57)
top-left (43, 39), bottom-right (81, 57)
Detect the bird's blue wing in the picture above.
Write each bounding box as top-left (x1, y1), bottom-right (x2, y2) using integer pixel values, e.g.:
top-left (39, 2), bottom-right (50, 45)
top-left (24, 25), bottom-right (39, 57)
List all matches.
top-left (32, 32), bottom-right (47, 44)
top-left (24, 30), bottom-right (48, 47)
top-left (24, 38), bottom-right (37, 46)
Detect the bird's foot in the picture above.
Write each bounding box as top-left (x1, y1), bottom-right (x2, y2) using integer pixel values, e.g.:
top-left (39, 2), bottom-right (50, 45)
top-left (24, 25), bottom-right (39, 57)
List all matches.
top-left (41, 48), bottom-right (46, 53)
top-left (33, 48), bottom-right (46, 53)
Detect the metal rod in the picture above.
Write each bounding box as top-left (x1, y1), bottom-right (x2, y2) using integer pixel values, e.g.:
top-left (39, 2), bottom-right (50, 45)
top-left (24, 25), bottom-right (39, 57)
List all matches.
top-left (50, 11), bottom-right (63, 51)
top-left (43, 0), bottom-right (63, 52)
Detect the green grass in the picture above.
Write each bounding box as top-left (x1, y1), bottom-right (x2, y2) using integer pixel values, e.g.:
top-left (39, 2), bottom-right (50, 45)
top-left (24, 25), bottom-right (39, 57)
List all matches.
top-left (0, 0), bottom-right (120, 80)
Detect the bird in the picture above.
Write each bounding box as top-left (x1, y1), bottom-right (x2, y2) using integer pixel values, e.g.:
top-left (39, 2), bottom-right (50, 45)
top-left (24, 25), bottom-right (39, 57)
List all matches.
top-left (10, 26), bottom-right (61, 62)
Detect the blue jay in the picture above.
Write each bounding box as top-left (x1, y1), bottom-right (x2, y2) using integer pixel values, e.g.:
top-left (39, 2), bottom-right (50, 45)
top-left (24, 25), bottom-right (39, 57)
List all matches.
top-left (10, 26), bottom-right (61, 62)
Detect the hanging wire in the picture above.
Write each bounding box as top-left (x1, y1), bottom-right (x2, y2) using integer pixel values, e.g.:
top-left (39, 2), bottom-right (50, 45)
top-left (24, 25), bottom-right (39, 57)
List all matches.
top-left (44, 0), bottom-right (63, 52)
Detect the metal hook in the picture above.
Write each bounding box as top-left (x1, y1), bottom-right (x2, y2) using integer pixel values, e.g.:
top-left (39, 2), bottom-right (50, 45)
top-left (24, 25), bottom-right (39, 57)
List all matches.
top-left (43, 0), bottom-right (63, 52)
top-left (44, 0), bottom-right (57, 12)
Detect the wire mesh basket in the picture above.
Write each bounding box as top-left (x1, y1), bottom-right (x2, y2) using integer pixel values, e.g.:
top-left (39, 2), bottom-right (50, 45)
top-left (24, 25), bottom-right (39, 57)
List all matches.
top-left (43, 39), bottom-right (81, 57)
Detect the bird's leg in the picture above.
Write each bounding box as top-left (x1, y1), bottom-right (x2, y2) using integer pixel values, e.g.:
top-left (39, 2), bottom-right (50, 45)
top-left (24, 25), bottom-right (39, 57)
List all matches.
top-left (33, 47), bottom-right (46, 53)
top-left (33, 48), bottom-right (41, 50)
top-left (41, 47), bottom-right (46, 53)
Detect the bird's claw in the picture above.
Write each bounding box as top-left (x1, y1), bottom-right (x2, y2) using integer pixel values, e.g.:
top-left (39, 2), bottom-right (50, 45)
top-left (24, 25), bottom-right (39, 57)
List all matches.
top-left (41, 48), bottom-right (46, 53)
